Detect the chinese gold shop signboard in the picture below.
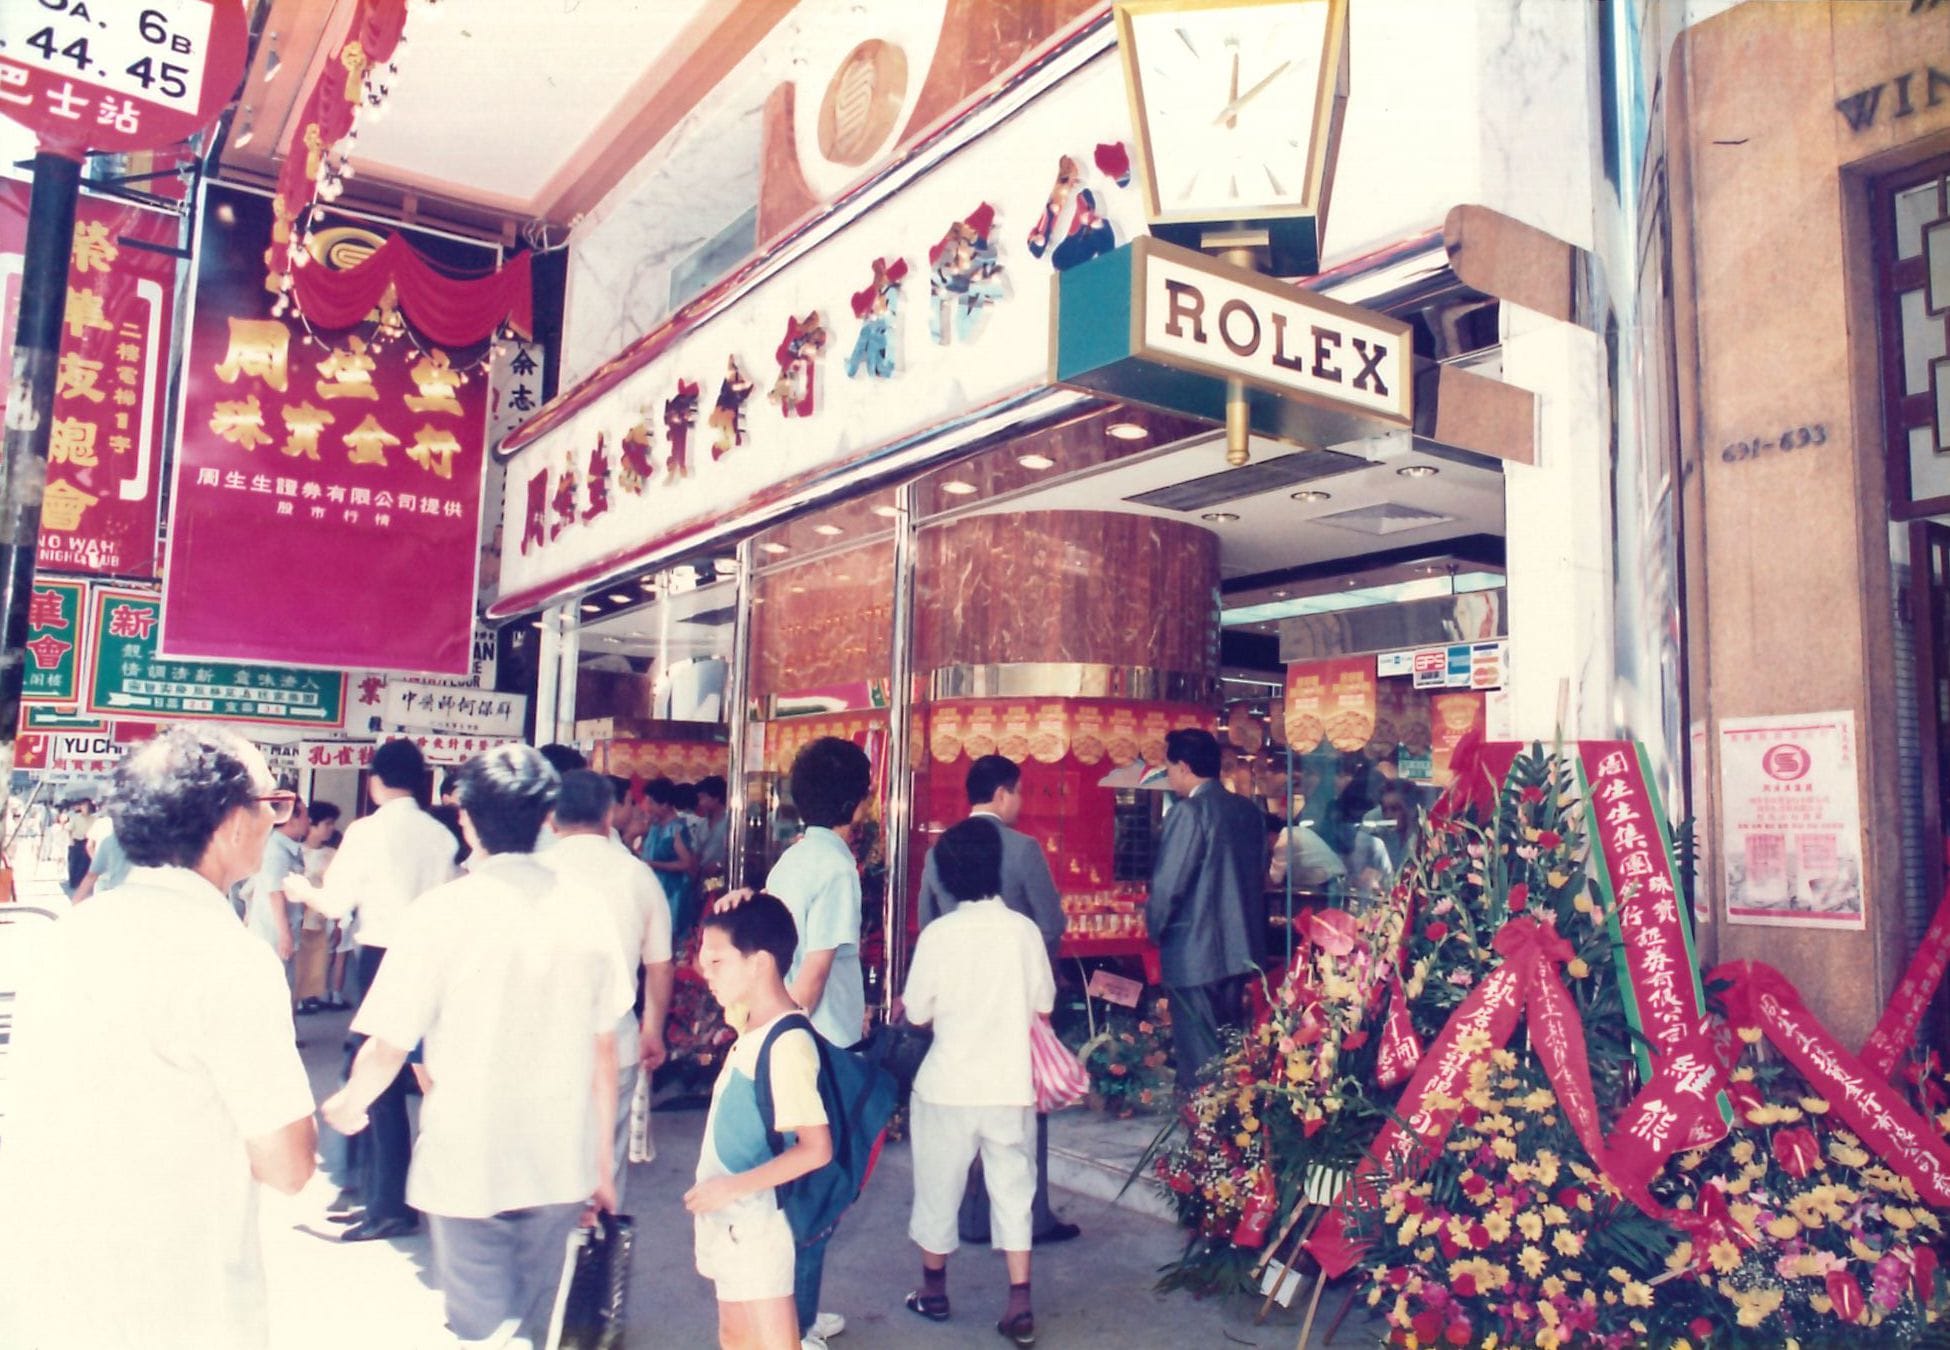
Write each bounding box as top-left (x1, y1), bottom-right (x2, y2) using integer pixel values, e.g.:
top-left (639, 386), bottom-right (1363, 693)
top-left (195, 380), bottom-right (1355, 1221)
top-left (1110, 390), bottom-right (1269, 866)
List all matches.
top-left (1052, 237), bottom-right (1412, 444)
top-left (0, 179), bottom-right (179, 577)
top-left (162, 185), bottom-right (489, 675)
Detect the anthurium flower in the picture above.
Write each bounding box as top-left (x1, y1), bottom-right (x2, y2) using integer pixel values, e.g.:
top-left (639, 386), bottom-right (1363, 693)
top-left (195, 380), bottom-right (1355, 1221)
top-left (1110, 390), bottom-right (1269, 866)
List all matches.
top-left (1772, 1126), bottom-right (1821, 1179)
top-left (1826, 1268), bottom-right (1866, 1323)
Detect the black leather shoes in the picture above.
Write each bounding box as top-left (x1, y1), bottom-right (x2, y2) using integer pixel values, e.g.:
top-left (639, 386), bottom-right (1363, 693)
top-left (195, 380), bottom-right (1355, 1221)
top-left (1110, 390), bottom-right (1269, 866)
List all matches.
top-left (340, 1215), bottom-right (419, 1242)
top-left (1033, 1221), bottom-right (1082, 1245)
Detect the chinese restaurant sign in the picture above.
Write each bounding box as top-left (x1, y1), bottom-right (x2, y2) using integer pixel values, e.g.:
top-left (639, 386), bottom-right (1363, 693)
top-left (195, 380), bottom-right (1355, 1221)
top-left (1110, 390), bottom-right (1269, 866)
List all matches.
top-left (0, 179), bottom-right (178, 576)
top-left (20, 577), bottom-right (86, 704)
top-left (86, 588), bottom-right (347, 727)
top-left (162, 185), bottom-right (488, 674)
top-left (1718, 712), bottom-right (1866, 929)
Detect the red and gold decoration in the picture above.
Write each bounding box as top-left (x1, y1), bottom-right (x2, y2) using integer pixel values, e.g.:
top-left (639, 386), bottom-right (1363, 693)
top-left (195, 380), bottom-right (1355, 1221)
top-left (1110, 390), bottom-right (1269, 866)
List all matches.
top-left (0, 181), bottom-right (179, 577)
top-left (163, 186), bottom-right (488, 675)
top-left (1149, 740), bottom-right (1950, 1346)
top-left (587, 738), bottom-right (728, 783)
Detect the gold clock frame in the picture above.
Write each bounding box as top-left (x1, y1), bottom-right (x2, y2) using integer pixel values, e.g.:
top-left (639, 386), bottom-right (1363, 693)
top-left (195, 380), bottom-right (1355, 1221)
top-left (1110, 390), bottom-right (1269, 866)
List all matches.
top-left (1111, 0), bottom-right (1350, 237)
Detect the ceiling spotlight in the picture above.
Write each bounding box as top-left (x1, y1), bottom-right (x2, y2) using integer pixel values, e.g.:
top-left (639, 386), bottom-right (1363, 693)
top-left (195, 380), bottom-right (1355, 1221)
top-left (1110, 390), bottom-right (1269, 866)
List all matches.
top-left (941, 480), bottom-right (978, 495)
top-left (1017, 453), bottom-right (1056, 470)
top-left (1275, 590), bottom-right (1289, 598)
top-left (261, 32), bottom-right (282, 82)
top-left (788, 584), bottom-right (806, 594)
top-left (813, 524), bottom-right (844, 536)
top-left (1201, 511), bottom-right (1240, 523)
top-left (1106, 421), bottom-right (1149, 441)
top-left (760, 542), bottom-right (790, 554)
top-left (580, 602), bottom-right (601, 613)
top-left (1396, 464), bottom-right (1439, 479)
top-left (231, 111), bottom-right (256, 149)
top-left (1291, 489), bottom-right (1331, 502)
top-left (871, 504), bottom-right (900, 518)
top-left (607, 592), bottom-right (632, 603)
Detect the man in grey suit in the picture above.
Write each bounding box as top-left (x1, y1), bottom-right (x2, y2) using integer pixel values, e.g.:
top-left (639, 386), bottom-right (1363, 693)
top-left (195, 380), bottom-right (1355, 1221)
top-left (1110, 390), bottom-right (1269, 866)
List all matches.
top-left (916, 754), bottom-right (1080, 1246)
top-left (1146, 728), bottom-right (1269, 1093)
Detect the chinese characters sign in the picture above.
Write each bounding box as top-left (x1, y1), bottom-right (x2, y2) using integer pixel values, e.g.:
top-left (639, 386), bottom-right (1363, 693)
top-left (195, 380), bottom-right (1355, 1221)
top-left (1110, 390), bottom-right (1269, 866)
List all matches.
top-left (20, 578), bottom-right (85, 704)
top-left (163, 186), bottom-right (488, 674)
top-left (86, 588), bottom-right (346, 728)
top-left (0, 1), bottom-right (247, 157)
top-left (1718, 712), bottom-right (1866, 929)
top-left (380, 679), bottom-right (526, 738)
top-left (0, 178), bottom-right (178, 576)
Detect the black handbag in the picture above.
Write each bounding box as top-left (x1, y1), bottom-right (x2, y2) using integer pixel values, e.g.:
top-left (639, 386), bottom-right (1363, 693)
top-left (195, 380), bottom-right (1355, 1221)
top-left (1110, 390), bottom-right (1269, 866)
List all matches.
top-left (555, 1211), bottom-right (634, 1350)
top-left (865, 1017), bottom-right (933, 1095)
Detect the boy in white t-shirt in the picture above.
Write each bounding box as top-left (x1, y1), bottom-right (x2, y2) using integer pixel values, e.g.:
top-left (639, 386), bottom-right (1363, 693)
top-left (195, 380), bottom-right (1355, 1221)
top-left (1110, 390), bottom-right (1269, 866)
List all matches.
top-left (684, 893), bottom-right (835, 1350)
top-left (901, 817), bottom-right (1056, 1346)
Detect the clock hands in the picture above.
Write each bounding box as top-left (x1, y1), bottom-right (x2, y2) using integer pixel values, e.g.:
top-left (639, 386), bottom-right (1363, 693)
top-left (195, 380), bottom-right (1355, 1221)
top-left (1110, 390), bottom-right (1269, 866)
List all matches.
top-left (1211, 58), bottom-right (1293, 127)
top-left (1226, 50), bottom-right (1241, 130)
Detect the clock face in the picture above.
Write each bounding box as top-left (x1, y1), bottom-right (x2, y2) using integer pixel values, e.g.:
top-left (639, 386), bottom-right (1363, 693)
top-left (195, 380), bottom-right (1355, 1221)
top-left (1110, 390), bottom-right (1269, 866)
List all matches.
top-left (1123, 0), bottom-right (1333, 219)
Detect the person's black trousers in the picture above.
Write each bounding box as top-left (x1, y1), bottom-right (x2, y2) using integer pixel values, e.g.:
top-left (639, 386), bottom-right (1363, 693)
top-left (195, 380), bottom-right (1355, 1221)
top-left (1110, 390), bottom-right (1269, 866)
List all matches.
top-left (1166, 974), bottom-right (1250, 1094)
top-left (353, 944), bottom-right (414, 1223)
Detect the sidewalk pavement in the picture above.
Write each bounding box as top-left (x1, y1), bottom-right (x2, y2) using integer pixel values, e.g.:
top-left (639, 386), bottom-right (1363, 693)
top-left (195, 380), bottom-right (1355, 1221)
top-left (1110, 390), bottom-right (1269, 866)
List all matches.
top-left (273, 1017), bottom-right (1385, 1348)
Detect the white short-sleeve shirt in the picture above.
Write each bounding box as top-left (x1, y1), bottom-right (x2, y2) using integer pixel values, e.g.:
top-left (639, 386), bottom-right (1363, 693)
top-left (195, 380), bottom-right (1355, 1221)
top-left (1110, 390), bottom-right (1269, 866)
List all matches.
top-left (0, 866), bottom-right (316, 1350)
top-left (352, 852), bottom-right (635, 1218)
top-left (305, 796), bottom-right (459, 949)
top-left (902, 897), bottom-right (1056, 1108)
top-left (544, 832), bottom-right (672, 1036)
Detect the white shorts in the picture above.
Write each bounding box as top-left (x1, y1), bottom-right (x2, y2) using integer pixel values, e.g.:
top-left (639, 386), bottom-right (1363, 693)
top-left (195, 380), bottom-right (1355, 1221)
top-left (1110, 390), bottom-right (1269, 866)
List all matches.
top-left (909, 1097), bottom-right (1037, 1254)
top-left (694, 1204), bottom-right (796, 1303)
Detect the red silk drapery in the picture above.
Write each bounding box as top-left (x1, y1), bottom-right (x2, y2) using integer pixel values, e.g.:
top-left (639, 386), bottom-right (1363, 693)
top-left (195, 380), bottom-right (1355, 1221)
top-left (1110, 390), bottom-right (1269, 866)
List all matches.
top-left (291, 234), bottom-right (533, 346)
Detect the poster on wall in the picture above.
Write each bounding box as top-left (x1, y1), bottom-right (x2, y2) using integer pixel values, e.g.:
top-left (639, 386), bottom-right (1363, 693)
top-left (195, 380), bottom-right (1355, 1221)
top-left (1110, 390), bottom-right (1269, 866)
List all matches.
top-left (1, 180), bottom-right (179, 577)
top-left (1718, 711), bottom-right (1866, 929)
top-left (1286, 657), bottom-right (1374, 751)
top-left (160, 185), bottom-right (491, 674)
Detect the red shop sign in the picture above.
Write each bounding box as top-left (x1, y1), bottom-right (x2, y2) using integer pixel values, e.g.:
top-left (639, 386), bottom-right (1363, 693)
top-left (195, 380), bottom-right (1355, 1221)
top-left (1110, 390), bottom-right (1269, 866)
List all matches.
top-left (0, 2), bottom-right (248, 158)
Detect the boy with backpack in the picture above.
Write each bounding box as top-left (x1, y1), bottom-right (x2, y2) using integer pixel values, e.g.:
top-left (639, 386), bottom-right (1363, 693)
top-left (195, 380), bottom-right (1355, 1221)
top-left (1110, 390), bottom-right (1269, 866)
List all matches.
top-left (683, 893), bottom-right (841, 1350)
top-left (900, 817), bottom-right (1056, 1346)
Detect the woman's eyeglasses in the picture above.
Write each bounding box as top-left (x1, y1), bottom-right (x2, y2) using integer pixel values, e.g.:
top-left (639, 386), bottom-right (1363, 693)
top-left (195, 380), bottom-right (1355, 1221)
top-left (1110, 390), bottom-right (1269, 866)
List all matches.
top-left (256, 792), bottom-right (298, 825)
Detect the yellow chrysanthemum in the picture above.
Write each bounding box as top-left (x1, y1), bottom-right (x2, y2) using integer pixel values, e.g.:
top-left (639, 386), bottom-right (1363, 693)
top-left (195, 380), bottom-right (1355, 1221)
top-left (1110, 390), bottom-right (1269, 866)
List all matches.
top-left (1490, 1136), bottom-right (1518, 1161)
top-left (1518, 1213), bottom-right (1544, 1242)
top-left (1483, 1213), bottom-right (1512, 1243)
top-left (1733, 1287), bottom-right (1784, 1329)
top-left (1800, 1096), bottom-right (1830, 1115)
top-left (1553, 1230), bottom-right (1584, 1257)
top-left (1765, 1216), bottom-right (1801, 1241)
top-left (1623, 1281), bottom-right (1654, 1308)
top-left (1541, 1275), bottom-right (1566, 1299)
top-left (1708, 1240), bottom-right (1742, 1274)
top-left (1518, 1245), bottom-right (1548, 1279)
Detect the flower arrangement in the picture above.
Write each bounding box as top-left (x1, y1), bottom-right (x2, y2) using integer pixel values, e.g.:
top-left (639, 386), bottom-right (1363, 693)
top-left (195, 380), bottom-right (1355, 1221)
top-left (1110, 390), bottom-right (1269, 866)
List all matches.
top-left (1070, 997), bottom-right (1174, 1119)
top-left (1145, 742), bottom-right (1950, 1346)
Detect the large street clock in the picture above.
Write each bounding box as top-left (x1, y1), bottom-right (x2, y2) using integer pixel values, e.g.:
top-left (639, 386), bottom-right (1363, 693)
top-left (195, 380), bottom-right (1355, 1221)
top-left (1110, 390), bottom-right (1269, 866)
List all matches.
top-left (1113, 0), bottom-right (1350, 277)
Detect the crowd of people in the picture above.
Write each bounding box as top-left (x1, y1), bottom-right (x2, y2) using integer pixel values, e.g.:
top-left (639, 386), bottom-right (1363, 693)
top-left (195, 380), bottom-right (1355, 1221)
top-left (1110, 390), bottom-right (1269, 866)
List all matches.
top-left (0, 720), bottom-right (1397, 1349)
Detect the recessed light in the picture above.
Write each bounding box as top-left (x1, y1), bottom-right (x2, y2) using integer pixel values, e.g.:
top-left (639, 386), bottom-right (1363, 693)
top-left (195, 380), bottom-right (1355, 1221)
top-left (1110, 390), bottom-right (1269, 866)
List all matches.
top-left (1106, 421), bottom-right (1149, 441)
top-left (580, 602), bottom-right (601, 613)
top-left (1291, 489), bottom-right (1331, 502)
top-left (871, 504), bottom-right (900, 518)
top-left (761, 542), bottom-right (790, 554)
top-left (835, 574), bottom-right (851, 583)
top-left (1274, 590), bottom-right (1289, 598)
top-left (1201, 512), bottom-right (1239, 523)
top-left (1396, 464), bottom-right (1439, 479)
top-left (942, 480), bottom-right (978, 495)
top-left (1017, 453), bottom-right (1056, 470)
top-left (813, 523), bottom-right (844, 536)
top-left (639, 574), bottom-right (659, 584)
top-left (607, 592), bottom-right (632, 603)
top-left (788, 584), bottom-right (806, 594)
top-left (528, 620), bottom-right (542, 630)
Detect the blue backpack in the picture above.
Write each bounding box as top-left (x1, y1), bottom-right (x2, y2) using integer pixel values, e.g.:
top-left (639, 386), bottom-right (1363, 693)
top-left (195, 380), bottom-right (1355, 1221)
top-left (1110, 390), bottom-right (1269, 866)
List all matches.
top-left (754, 1012), bottom-right (899, 1248)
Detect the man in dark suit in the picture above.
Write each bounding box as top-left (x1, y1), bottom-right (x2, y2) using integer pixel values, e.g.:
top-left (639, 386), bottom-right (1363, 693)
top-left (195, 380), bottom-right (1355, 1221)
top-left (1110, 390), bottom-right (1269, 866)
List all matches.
top-left (1146, 728), bottom-right (1269, 1093)
top-left (916, 754), bottom-right (1079, 1245)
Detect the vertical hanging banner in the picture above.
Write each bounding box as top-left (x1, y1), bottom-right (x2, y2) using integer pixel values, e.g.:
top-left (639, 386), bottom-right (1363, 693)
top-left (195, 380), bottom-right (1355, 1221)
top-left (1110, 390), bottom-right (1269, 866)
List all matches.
top-left (162, 185), bottom-right (494, 674)
top-left (0, 180), bottom-right (179, 576)
top-left (19, 577), bottom-right (86, 703)
top-left (1575, 740), bottom-right (1730, 1153)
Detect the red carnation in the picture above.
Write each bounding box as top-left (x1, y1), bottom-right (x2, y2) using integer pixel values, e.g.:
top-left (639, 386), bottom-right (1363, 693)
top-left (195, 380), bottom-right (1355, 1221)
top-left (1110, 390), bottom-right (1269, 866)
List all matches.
top-left (1688, 1318), bottom-right (1713, 1340)
top-left (1425, 921), bottom-right (1450, 943)
top-left (1412, 1310), bottom-right (1443, 1343)
top-left (1507, 883), bottom-right (1529, 911)
top-left (1537, 829), bottom-right (1563, 849)
top-left (1445, 1321), bottom-right (1472, 1346)
top-left (1461, 1174), bottom-right (1490, 1199)
top-left (1555, 1188), bottom-right (1581, 1209)
top-left (1827, 1269), bottom-right (1866, 1323)
top-left (1451, 1271), bottom-right (1478, 1298)
top-left (1773, 1126), bottom-right (1821, 1179)
top-left (1468, 1223), bottom-right (1490, 1250)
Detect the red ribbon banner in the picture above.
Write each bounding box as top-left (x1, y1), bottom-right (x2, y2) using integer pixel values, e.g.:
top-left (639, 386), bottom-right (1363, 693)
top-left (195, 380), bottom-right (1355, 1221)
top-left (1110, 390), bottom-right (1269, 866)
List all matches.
top-left (1718, 960), bottom-right (1950, 1208)
top-left (1862, 873), bottom-right (1950, 1079)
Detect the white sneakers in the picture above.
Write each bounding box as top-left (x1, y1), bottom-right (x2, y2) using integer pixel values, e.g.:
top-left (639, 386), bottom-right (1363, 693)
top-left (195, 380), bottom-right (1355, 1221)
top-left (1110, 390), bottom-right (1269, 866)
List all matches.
top-left (800, 1310), bottom-right (847, 1348)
